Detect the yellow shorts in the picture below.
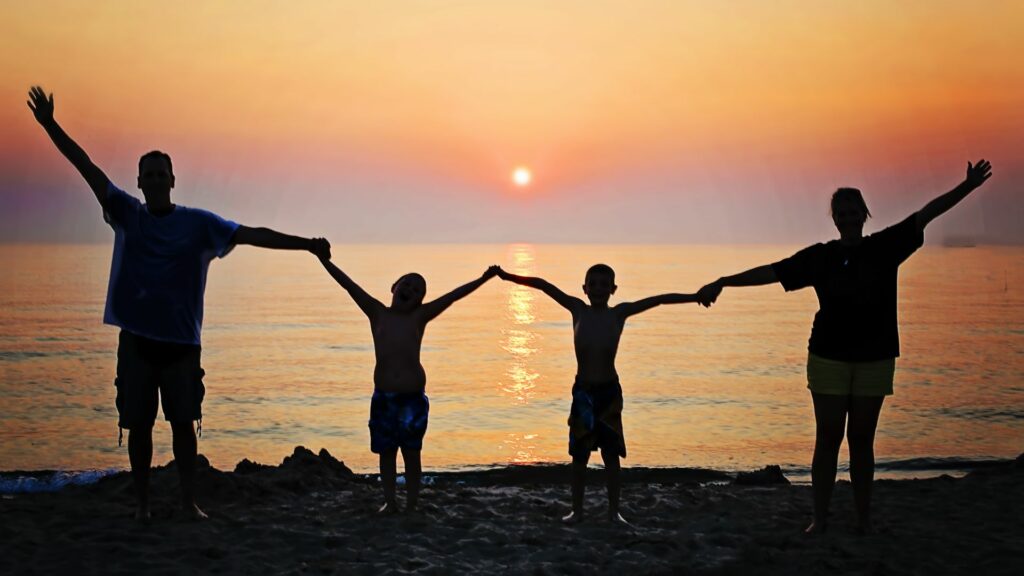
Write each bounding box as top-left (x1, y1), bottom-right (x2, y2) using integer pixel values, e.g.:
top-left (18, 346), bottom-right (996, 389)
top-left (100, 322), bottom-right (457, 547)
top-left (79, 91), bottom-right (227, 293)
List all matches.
top-left (806, 353), bottom-right (895, 397)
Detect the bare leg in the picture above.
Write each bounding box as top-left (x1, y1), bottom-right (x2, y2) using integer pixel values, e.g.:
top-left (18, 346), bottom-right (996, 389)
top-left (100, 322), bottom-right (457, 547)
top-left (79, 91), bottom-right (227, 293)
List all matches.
top-left (807, 392), bottom-right (849, 534)
top-left (847, 395), bottom-right (885, 533)
top-left (171, 421), bottom-right (207, 520)
top-left (600, 448), bottom-right (628, 524)
top-left (563, 451), bottom-right (590, 524)
top-left (400, 447), bottom-right (422, 512)
top-left (127, 426), bottom-right (153, 521)
top-left (378, 449), bottom-right (400, 514)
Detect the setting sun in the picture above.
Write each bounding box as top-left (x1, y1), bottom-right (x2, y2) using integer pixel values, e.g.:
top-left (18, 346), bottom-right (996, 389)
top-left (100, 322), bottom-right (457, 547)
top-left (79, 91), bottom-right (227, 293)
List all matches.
top-left (512, 167), bottom-right (532, 187)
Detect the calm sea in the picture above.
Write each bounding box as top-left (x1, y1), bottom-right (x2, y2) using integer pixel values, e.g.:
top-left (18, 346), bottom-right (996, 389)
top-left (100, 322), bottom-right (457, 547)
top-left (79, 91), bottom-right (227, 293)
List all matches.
top-left (1, 244), bottom-right (1022, 479)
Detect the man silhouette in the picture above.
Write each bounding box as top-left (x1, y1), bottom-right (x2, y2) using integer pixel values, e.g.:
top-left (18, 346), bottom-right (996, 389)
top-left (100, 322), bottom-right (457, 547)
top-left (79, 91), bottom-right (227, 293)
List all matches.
top-left (28, 86), bottom-right (330, 520)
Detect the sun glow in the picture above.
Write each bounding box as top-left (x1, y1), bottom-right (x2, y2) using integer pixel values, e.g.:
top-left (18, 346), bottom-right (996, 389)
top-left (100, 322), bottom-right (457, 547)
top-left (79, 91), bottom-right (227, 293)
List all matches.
top-left (512, 167), bottom-right (532, 187)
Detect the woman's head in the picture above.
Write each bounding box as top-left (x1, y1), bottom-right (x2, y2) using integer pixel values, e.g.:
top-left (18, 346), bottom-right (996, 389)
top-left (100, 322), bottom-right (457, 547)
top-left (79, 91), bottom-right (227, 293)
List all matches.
top-left (830, 187), bottom-right (870, 238)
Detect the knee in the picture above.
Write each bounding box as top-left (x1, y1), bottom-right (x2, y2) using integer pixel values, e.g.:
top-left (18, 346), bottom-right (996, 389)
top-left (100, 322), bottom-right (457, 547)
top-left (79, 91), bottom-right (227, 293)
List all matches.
top-left (170, 421), bottom-right (196, 437)
top-left (846, 429), bottom-right (876, 452)
top-left (815, 427), bottom-right (845, 451)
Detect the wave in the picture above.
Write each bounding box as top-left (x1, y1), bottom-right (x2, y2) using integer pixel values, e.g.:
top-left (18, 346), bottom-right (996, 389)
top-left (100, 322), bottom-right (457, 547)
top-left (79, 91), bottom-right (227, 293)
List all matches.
top-left (0, 469), bottom-right (121, 494)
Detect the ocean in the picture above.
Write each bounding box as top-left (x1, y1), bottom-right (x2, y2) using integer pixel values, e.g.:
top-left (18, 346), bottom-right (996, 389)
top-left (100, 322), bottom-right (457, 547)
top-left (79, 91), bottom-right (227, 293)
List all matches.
top-left (1, 243), bottom-right (1021, 483)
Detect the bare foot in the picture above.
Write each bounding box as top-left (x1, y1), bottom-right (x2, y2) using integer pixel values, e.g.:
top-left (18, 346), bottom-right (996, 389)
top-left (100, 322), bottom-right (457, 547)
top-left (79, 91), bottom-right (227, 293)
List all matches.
top-left (378, 501), bottom-right (400, 515)
top-left (561, 510), bottom-right (584, 524)
top-left (184, 503), bottom-right (209, 521)
top-left (609, 512), bottom-right (631, 526)
top-left (804, 520), bottom-right (826, 534)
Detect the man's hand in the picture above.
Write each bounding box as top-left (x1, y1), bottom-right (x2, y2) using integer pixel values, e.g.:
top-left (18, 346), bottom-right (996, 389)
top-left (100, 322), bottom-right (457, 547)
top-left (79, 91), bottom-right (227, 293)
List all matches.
top-left (495, 266), bottom-right (511, 281)
top-left (309, 237), bottom-right (331, 261)
top-left (27, 86), bottom-right (54, 125)
top-left (484, 265), bottom-right (500, 279)
top-left (696, 281), bottom-right (722, 308)
top-left (965, 159), bottom-right (992, 190)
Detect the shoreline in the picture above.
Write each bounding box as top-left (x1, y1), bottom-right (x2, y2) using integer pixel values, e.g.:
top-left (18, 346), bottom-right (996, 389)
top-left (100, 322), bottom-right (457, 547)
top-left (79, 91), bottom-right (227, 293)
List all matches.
top-left (1, 452), bottom-right (1015, 494)
top-left (0, 447), bottom-right (1021, 574)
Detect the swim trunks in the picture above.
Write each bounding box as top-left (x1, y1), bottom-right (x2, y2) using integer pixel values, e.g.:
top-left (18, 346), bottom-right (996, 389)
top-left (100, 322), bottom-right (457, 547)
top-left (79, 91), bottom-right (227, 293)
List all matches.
top-left (368, 390), bottom-right (430, 453)
top-left (114, 330), bottom-right (205, 429)
top-left (568, 379), bottom-right (626, 458)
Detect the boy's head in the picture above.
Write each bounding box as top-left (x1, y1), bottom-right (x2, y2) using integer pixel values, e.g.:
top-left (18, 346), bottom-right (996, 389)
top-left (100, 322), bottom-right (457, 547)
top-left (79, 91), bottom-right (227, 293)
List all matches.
top-left (137, 150), bottom-right (175, 200)
top-left (583, 264), bottom-right (617, 305)
top-left (391, 273), bottom-right (426, 310)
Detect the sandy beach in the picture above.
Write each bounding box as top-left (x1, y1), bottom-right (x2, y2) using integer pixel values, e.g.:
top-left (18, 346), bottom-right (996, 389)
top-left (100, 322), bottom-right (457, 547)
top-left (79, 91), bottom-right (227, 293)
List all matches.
top-left (1, 448), bottom-right (1021, 575)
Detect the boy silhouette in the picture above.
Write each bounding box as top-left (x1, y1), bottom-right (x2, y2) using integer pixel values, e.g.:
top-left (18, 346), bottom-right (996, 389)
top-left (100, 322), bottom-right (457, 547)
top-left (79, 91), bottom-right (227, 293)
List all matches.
top-left (496, 264), bottom-right (711, 524)
top-left (318, 257), bottom-right (498, 512)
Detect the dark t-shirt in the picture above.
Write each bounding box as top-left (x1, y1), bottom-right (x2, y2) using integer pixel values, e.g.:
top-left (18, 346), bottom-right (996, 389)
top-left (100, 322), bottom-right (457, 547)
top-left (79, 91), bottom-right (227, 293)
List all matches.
top-left (771, 214), bottom-right (924, 362)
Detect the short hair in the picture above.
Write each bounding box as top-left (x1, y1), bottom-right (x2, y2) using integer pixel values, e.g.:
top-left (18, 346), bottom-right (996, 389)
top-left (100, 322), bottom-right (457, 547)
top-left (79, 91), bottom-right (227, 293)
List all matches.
top-left (585, 263), bottom-right (615, 283)
top-left (139, 150), bottom-right (174, 176)
top-left (392, 272), bottom-right (426, 292)
top-left (830, 187), bottom-right (871, 218)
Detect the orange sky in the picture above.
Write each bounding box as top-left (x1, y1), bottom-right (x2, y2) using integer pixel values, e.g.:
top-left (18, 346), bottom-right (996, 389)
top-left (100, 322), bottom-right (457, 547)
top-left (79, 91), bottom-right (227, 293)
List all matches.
top-left (2, 1), bottom-right (1022, 243)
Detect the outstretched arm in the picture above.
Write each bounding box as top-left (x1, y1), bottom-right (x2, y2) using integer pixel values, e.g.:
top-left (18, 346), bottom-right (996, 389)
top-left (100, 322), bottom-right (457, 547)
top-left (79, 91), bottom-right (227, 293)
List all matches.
top-left (617, 293), bottom-right (707, 318)
top-left (915, 160), bottom-right (992, 232)
top-left (419, 266), bottom-right (499, 322)
top-left (318, 257), bottom-right (385, 319)
top-left (233, 227), bottom-right (331, 258)
top-left (495, 267), bottom-right (585, 312)
top-left (698, 265), bottom-right (779, 304)
top-left (27, 86), bottom-right (110, 206)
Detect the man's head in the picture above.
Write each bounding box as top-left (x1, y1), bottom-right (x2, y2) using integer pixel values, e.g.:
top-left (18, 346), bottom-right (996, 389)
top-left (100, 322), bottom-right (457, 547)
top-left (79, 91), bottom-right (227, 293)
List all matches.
top-left (391, 273), bottom-right (427, 311)
top-left (583, 263), bottom-right (617, 306)
top-left (830, 187), bottom-right (870, 238)
top-left (137, 150), bottom-right (175, 201)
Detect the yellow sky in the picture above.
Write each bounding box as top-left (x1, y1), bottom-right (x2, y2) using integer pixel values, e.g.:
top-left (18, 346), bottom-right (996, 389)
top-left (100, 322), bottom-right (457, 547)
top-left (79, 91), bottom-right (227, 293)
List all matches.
top-left (2, 1), bottom-right (1022, 242)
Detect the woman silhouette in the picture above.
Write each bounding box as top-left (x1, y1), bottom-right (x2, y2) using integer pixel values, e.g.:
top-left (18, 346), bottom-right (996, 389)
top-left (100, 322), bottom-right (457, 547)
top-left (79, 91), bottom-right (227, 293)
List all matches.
top-left (700, 160), bottom-right (992, 533)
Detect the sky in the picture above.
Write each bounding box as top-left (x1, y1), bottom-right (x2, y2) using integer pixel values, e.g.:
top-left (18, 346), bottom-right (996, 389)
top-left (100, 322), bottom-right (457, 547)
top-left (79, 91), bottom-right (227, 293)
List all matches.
top-left (2, 1), bottom-right (1022, 244)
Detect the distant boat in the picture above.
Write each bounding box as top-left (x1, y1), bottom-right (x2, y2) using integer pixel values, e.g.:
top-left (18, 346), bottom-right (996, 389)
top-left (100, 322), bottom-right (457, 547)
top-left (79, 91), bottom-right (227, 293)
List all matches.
top-left (942, 236), bottom-right (977, 248)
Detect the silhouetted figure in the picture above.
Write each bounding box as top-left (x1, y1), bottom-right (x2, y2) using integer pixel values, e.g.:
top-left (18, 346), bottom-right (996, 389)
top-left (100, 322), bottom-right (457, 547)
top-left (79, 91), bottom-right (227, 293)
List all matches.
top-left (27, 86), bottom-right (331, 521)
top-left (497, 264), bottom-right (712, 524)
top-left (317, 257), bottom-right (498, 513)
top-left (698, 160), bottom-right (993, 534)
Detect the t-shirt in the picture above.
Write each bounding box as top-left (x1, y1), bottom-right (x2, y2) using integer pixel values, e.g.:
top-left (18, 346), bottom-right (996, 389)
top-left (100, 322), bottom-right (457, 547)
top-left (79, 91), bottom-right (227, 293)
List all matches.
top-left (101, 182), bottom-right (239, 345)
top-left (771, 214), bottom-right (924, 362)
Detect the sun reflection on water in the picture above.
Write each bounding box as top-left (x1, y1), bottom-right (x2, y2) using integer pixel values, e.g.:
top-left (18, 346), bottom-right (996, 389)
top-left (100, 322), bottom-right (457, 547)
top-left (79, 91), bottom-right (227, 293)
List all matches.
top-left (500, 244), bottom-right (540, 427)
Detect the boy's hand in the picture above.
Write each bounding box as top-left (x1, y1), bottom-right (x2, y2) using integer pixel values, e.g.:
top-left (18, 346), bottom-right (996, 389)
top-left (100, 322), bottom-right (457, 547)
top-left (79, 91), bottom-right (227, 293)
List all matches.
top-left (309, 237), bottom-right (331, 260)
top-left (27, 86), bottom-right (55, 125)
top-left (696, 281), bottom-right (722, 308)
top-left (484, 265), bottom-right (500, 279)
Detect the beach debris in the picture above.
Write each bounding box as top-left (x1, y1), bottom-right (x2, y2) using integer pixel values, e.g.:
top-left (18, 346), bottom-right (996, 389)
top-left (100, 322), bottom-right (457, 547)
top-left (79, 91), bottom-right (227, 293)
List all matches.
top-left (734, 465), bottom-right (790, 486)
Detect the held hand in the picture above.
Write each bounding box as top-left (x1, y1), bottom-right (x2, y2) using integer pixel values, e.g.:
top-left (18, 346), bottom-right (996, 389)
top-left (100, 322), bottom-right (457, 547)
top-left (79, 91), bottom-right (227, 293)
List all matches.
top-left (965, 159), bottom-right (992, 189)
top-left (696, 281), bottom-right (723, 308)
top-left (27, 86), bottom-right (54, 125)
top-left (495, 266), bottom-right (511, 280)
top-left (484, 265), bottom-right (500, 279)
top-left (309, 237), bottom-right (332, 261)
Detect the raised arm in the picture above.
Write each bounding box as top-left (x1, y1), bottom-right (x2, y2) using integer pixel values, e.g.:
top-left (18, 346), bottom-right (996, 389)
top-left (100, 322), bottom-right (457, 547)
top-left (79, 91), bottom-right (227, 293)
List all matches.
top-left (27, 86), bottom-right (111, 206)
top-left (495, 267), bottom-right (585, 312)
top-left (698, 265), bottom-right (779, 304)
top-left (419, 266), bottom-right (499, 322)
top-left (318, 257), bottom-right (385, 319)
top-left (915, 160), bottom-right (992, 232)
top-left (233, 226), bottom-right (331, 258)
top-left (617, 293), bottom-right (706, 318)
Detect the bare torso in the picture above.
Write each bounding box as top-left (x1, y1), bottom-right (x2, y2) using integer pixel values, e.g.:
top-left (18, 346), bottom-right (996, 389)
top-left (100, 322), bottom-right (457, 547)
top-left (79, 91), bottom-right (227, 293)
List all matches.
top-left (572, 305), bottom-right (625, 383)
top-left (371, 309), bottom-right (427, 393)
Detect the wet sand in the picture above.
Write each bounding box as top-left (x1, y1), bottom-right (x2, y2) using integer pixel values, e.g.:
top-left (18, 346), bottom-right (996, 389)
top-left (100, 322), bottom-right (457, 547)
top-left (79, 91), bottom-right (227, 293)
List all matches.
top-left (1, 448), bottom-right (1021, 575)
